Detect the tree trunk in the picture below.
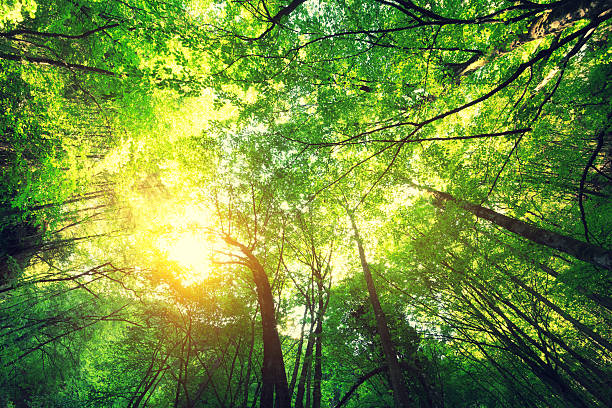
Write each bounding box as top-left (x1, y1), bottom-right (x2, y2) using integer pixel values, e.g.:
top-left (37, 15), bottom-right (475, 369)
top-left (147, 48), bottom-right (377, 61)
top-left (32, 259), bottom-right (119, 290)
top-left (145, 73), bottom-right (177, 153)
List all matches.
top-left (348, 212), bottom-right (412, 408)
top-left (414, 183), bottom-right (612, 270)
top-left (242, 314), bottom-right (256, 408)
top-left (445, 260), bottom-right (611, 405)
top-left (458, 236), bottom-right (612, 351)
top-left (450, 0), bottom-right (611, 78)
top-left (223, 236), bottom-right (290, 408)
top-left (294, 320), bottom-right (315, 408)
top-left (477, 227), bottom-right (612, 311)
top-left (313, 277), bottom-right (324, 408)
top-left (458, 288), bottom-right (590, 408)
top-left (252, 258), bottom-right (290, 408)
top-left (289, 306), bottom-right (308, 397)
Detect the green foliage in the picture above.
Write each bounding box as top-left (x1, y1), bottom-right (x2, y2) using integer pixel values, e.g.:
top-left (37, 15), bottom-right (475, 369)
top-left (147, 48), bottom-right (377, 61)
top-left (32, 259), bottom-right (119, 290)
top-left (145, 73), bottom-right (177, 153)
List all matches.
top-left (1, 0), bottom-right (611, 407)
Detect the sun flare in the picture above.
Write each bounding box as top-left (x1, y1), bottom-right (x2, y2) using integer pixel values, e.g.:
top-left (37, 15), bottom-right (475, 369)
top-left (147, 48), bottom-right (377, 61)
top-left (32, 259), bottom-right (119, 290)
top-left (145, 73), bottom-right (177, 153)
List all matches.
top-left (156, 229), bottom-right (212, 283)
top-left (155, 204), bottom-right (218, 284)
top-left (130, 196), bottom-right (219, 285)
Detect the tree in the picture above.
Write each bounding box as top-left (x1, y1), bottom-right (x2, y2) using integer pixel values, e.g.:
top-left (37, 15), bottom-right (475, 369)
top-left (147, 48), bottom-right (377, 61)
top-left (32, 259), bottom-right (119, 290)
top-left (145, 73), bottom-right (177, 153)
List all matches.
top-left (412, 181), bottom-right (612, 270)
top-left (347, 208), bottom-right (412, 408)
top-left (1, 0), bottom-right (611, 407)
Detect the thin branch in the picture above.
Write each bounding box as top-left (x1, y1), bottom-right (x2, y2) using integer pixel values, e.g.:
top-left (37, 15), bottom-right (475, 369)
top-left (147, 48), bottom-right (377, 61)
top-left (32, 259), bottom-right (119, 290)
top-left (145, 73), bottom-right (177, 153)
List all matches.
top-left (0, 52), bottom-right (116, 76)
top-left (1, 23), bottom-right (121, 39)
top-left (579, 127), bottom-right (607, 242)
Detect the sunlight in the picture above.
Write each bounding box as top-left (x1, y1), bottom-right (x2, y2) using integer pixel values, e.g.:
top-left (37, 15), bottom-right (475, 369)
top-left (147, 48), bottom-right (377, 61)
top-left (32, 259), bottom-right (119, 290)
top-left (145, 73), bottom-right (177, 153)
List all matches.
top-left (153, 204), bottom-right (216, 285)
top-left (126, 190), bottom-right (220, 286)
top-left (157, 230), bottom-right (212, 284)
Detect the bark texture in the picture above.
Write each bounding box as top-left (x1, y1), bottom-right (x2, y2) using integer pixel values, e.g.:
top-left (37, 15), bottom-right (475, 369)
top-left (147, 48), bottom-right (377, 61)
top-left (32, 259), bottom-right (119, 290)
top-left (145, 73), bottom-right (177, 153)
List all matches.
top-left (449, 0), bottom-right (611, 78)
top-left (416, 186), bottom-right (612, 270)
top-left (349, 213), bottom-right (412, 408)
top-left (223, 236), bottom-right (290, 408)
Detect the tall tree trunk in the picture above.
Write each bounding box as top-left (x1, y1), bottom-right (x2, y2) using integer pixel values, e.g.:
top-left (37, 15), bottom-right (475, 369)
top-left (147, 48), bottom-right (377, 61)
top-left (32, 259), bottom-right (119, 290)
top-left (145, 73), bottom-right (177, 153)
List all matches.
top-left (413, 183), bottom-right (612, 270)
top-left (289, 306), bottom-right (308, 397)
top-left (252, 258), bottom-right (290, 408)
top-left (348, 212), bottom-right (412, 408)
top-left (476, 227), bottom-right (612, 311)
top-left (242, 313), bottom-right (256, 408)
top-left (223, 236), bottom-right (290, 408)
top-left (313, 276), bottom-right (325, 408)
top-left (443, 260), bottom-right (611, 405)
top-left (295, 319), bottom-right (315, 408)
top-left (457, 288), bottom-right (590, 408)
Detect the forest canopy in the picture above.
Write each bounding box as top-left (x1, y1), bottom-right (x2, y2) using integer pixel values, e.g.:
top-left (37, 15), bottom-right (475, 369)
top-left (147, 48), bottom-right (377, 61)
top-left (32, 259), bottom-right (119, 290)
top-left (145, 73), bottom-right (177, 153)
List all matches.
top-left (0, 0), bottom-right (611, 407)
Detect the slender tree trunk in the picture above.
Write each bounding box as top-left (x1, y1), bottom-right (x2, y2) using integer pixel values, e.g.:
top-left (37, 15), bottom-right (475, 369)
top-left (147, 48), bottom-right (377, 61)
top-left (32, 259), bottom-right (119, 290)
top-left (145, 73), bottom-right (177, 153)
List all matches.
top-left (295, 320), bottom-right (315, 408)
top-left (459, 236), bottom-right (612, 351)
top-left (413, 183), bottom-right (612, 270)
top-left (446, 260), bottom-right (611, 405)
top-left (174, 337), bottom-right (186, 407)
top-left (312, 278), bottom-right (324, 408)
top-left (289, 306), bottom-right (308, 397)
top-left (242, 314), bottom-right (256, 408)
top-left (348, 212), bottom-right (412, 407)
top-left (477, 227), bottom-right (612, 311)
top-left (459, 290), bottom-right (590, 408)
top-left (496, 262), bottom-right (612, 352)
top-left (306, 368), bottom-right (312, 408)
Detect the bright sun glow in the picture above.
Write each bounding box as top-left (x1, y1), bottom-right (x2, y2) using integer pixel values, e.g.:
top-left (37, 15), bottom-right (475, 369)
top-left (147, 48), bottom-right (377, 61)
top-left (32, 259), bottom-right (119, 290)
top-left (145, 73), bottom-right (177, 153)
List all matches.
top-left (153, 204), bottom-right (217, 285)
top-left (128, 193), bottom-right (220, 286)
top-left (157, 230), bottom-right (212, 284)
